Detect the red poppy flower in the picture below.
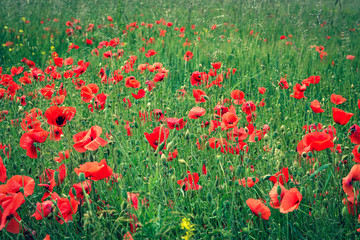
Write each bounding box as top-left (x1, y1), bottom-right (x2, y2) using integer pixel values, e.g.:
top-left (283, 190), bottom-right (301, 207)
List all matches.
top-left (125, 76), bottom-right (141, 88)
top-left (127, 192), bottom-right (139, 210)
top-left (153, 72), bottom-right (165, 83)
top-left (73, 126), bottom-right (108, 153)
top-left (49, 126), bottom-right (63, 141)
top-left (166, 118), bottom-right (187, 130)
top-left (279, 188), bottom-right (302, 213)
top-left (214, 104), bottom-right (229, 117)
top-left (94, 93), bottom-right (108, 110)
top-left (70, 180), bottom-right (91, 199)
top-left (50, 95), bottom-right (65, 106)
top-left (39, 164), bottom-right (67, 188)
top-left (0, 175), bottom-right (35, 197)
top-left (21, 57), bottom-right (36, 68)
top-left (297, 132), bottom-right (334, 154)
top-left (269, 183), bottom-right (287, 209)
top-left (45, 106), bottom-right (76, 127)
top-left (342, 164), bottom-right (360, 202)
top-left (51, 193), bottom-right (78, 224)
top-left (188, 107), bottom-right (206, 119)
top-left (177, 171), bottom-right (202, 191)
top-left (238, 177), bottom-right (259, 188)
top-left (144, 126), bottom-right (170, 150)
top-left (246, 198), bottom-right (271, 220)
top-left (193, 89), bottom-right (208, 103)
top-left (0, 192), bottom-right (25, 232)
top-left (20, 128), bottom-right (49, 158)
top-left (330, 94), bottom-right (347, 105)
top-left (310, 100), bottom-right (324, 113)
top-left (131, 89), bottom-right (145, 99)
top-left (278, 77), bottom-right (289, 89)
top-left (74, 159), bottom-right (113, 181)
top-left (258, 87), bottom-right (266, 94)
top-left (290, 84), bottom-right (307, 99)
top-left (80, 84), bottom-right (99, 103)
top-left (230, 90), bottom-right (245, 105)
top-left (346, 55), bottom-right (355, 60)
top-left (0, 157), bottom-right (6, 183)
top-left (332, 108), bottom-right (353, 125)
top-left (227, 127), bottom-right (248, 142)
top-left (145, 49), bottom-right (157, 58)
top-left (54, 150), bottom-right (70, 163)
top-left (302, 76), bottom-right (321, 86)
top-left (242, 101), bottom-right (256, 115)
top-left (73, 61), bottom-right (89, 77)
top-left (349, 125), bottom-right (360, 144)
top-left (352, 145), bottom-right (360, 163)
top-left (0, 210), bottom-right (21, 233)
top-left (31, 200), bottom-right (54, 220)
top-left (40, 84), bottom-right (55, 100)
top-left (124, 232), bottom-right (134, 240)
top-left (151, 109), bottom-right (165, 122)
top-left (184, 51), bottom-right (194, 61)
top-left (190, 71), bottom-right (205, 86)
top-left (221, 112), bottom-right (239, 130)
top-left (269, 167), bottom-right (290, 185)
top-left (167, 149), bottom-right (178, 161)
top-left (211, 62), bottom-right (221, 70)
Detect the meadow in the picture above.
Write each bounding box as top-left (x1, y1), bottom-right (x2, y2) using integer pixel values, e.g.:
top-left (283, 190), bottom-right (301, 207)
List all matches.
top-left (0, 0), bottom-right (360, 239)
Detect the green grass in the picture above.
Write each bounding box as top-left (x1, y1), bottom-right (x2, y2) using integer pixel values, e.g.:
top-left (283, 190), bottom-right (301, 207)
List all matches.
top-left (0, 0), bottom-right (360, 239)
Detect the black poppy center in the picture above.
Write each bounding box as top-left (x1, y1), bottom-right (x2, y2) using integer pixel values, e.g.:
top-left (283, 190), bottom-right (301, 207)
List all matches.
top-left (56, 115), bottom-right (66, 126)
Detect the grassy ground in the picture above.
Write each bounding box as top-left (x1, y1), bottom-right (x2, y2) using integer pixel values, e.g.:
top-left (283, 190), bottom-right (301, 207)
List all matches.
top-left (0, 0), bottom-right (360, 239)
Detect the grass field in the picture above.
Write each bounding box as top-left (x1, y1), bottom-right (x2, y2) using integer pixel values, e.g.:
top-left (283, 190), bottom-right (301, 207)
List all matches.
top-left (0, 0), bottom-right (360, 239)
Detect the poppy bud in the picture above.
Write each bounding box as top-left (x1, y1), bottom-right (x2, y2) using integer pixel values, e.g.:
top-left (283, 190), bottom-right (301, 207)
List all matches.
top-left (207, 192), bottom-right (213, 202)
top-left (254, 136), bottom-right (259, 141)
top-left (167, 141), bottom-right (173, 150)
top-left (161, 153), bottom-right (167, 162)
top-left (134, 121), bottom-right (139, 128)
top-left (79, 172), bottom-right (86, 182)
top-left (341, 206), bottom-right (348, 217)
top-left (156, 141), bottom-right (166, 153)
top-left (19, 187), bottom-right (24, 194)
top-left (280, 125), bottom-right (285, 132)
top-left (242, 227), bottom-right (249, 233)
top-left (178, 159), bottom-right (186, 164)
top-left (185, 130), bottom-right (190, 139)
top-left (262, 174), bottom-right (271, 181)
top-left (263, 134), bottom-right (269, 141)
top-left (300, 187), bottom-right (305, 197)
top-left (307, 152), bottom-right (312, 158)
top-left (71, 187), bottom-right (77, 198)
top-left (54, 171), bottom-right (59, 182)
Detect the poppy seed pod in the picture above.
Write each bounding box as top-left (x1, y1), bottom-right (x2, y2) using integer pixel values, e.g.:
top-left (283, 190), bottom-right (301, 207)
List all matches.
top-left (79, 172), bottom-right (86, 182)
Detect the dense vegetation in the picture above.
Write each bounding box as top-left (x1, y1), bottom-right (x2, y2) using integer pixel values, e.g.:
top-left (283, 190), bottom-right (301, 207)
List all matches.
top-left (0, 0), bottom-right (359, 239)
